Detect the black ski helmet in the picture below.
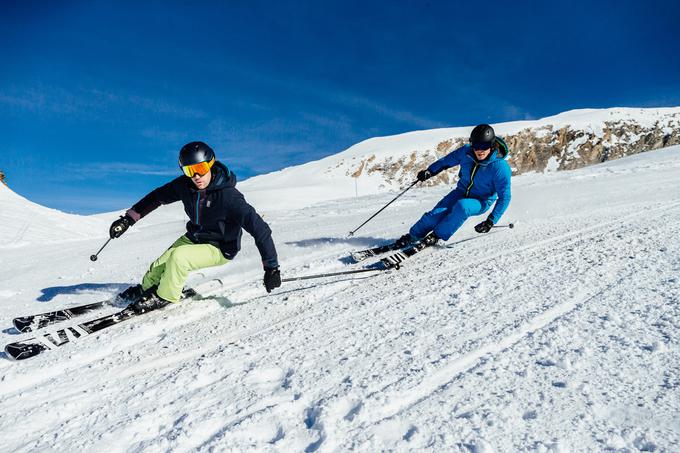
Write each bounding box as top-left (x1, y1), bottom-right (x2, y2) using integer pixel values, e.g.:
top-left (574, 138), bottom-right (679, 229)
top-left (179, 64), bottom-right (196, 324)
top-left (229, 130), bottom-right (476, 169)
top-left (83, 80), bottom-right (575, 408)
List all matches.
top-left (179, 141), bottom-right (215, 167)
top-left (469, 124), bottom-right (495, 146)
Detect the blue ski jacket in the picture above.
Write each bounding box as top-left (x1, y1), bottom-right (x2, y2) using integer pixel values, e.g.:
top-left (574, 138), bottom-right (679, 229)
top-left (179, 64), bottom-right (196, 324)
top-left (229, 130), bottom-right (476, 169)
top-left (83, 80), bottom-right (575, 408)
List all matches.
top-left (427, 144), bottom-right (512, 223)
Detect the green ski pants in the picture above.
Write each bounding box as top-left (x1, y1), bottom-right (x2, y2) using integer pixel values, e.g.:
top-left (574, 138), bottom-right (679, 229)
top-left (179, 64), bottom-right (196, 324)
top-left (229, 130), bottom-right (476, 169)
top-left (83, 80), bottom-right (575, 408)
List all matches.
top-left (141, 235), bottom-right (229, 302)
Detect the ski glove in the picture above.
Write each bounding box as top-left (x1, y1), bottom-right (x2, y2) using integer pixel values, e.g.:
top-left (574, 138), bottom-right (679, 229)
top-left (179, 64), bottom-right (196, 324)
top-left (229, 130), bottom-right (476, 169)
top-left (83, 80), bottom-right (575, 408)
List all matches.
top-left (264, 267), bottom-right (281, 293)
top-left (474, 218), bottom-right (494, 234)
top-left (109, 214), bottom-right (135, 239)
top-left (417, 169), bottom-right (432, 182)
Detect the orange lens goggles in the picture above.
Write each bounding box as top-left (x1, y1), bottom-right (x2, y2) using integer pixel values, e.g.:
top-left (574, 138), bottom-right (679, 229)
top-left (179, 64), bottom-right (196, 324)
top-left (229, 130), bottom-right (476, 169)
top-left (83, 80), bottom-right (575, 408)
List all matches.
top-left (181, 157), bottom-right (215, 177)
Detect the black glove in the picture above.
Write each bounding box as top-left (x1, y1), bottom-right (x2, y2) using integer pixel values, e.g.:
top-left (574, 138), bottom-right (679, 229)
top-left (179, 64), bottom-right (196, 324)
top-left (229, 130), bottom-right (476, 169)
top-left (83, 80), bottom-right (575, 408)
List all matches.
top-left (417, 169), bottom-right (432, 182)
top-left (263, 267), bottom-right (281, 293)
top-left (474, 218), bottom-right (494, 234)
top-left (109, 214), bottom-right (135, 239)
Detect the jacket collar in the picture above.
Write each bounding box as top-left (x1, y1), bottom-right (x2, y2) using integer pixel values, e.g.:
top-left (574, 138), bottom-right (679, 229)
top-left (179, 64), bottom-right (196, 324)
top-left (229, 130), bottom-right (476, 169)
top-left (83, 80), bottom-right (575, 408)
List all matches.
top-left (185, 161), bottom-right (236, 192)
top-left (465, 145), bottom-right (502, 166)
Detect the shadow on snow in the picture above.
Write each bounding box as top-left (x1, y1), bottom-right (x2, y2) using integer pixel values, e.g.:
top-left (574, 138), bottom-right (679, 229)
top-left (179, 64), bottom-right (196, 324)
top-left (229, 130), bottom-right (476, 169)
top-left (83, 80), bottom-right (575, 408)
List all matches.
top-left (37, 283), bottom-right (132, 302)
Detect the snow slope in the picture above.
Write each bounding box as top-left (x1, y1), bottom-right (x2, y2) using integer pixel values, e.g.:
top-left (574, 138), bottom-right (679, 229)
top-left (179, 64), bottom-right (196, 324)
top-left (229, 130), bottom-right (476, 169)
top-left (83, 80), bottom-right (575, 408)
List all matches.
top-left (1, 146), bottom-right (679, 451)
top-left (0, 183), bottom-right (106, 248)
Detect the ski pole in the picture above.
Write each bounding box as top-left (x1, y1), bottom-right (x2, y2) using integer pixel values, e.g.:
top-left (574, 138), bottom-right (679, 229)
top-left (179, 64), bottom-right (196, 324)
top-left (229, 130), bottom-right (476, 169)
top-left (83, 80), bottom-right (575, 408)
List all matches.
top-left (282, 267), bottom-right (386, 282)
top-left (492, 223), bottom-right (514, 229)
top-left (348, 180), bottom-right (419, 236)
top-left (90, 237), bottom-right (112, 261)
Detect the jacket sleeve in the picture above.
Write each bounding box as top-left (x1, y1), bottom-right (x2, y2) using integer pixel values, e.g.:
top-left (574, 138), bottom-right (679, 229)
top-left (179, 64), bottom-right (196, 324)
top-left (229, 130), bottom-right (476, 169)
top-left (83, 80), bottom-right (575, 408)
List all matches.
top-left (427, 146), bottom-right (466, 176)
top-left (127, 177), bottom-right (183, 221)
top-left (488, 162), bottom-right (512, 224)
top-left (228, 199), bottom-right (279, 269)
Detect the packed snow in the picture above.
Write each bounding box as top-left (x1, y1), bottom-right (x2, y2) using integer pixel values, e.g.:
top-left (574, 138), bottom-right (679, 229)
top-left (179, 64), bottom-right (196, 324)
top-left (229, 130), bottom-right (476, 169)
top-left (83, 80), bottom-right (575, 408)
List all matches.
top-left (1, 145), bottom-right (679, 452)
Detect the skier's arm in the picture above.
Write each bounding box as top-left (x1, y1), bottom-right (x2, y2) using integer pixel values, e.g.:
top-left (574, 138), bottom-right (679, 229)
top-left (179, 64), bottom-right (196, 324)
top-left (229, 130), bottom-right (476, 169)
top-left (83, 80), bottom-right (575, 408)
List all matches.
top-left (427, 146), bottom-right (466, 176)
top-left (126, 177), bottom-right (183, 222)
top-left (229, 200), bottom-right (279, 269)
top-left (487, 164), bottom-right (512, 224)
top-left (109, 178), bottom-right (182, 239)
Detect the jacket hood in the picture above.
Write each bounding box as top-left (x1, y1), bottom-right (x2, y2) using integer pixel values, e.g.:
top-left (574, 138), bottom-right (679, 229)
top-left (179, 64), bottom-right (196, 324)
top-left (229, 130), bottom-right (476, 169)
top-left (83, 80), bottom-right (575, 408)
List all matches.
top-left (465, 145), bottom-right (507, 167)
top-left (494, 136), bottom-right (510, 159)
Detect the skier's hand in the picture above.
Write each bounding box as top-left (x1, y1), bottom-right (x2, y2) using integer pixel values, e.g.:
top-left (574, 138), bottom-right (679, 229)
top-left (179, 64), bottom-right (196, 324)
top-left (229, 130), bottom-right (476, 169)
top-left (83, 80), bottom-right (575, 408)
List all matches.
top-left (263, 267), bottom-right (281, 293)
top-left (474, 218), bottom-right (494, 234)
top-left (417, 169), bottom-right (432, 182)
top-left (109, 215), bottom-right (135, 239)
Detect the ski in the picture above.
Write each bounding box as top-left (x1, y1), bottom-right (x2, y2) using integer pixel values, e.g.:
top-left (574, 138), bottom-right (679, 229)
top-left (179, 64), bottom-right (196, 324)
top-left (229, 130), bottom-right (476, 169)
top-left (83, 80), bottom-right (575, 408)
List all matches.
top-left (380, 240), bottom-right (435, 269)
top-left (12, 284), bottom-right (149, 333)
top-left (350, 241), bottom-right (403, 262)
top-left (13, 300), bottom-right (111, 333)
top-left (5, 288), bottom-right (196, 361)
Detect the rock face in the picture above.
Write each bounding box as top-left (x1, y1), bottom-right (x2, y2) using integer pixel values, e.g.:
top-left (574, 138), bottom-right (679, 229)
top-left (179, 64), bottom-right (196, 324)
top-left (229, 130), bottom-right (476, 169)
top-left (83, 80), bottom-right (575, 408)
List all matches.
top-left (344, 138), bottom-right (467, 188)
top-left (505, 120), bottom-right (680, 174)
top-left (343, 109), bottom-right (680, 189)
top-left (0, 170), bottom-right (7, 187)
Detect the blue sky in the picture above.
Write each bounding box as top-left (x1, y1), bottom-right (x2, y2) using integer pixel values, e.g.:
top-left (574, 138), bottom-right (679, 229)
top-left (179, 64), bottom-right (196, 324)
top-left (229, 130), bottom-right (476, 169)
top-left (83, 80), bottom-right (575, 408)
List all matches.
top-left (1, 0), bottom-right (678, 214)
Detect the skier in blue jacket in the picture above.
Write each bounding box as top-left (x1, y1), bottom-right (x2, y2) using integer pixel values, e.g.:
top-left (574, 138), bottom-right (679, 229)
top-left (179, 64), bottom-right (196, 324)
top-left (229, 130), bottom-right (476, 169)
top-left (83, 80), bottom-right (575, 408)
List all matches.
top-left (396, 124), bottom-right (512, 247)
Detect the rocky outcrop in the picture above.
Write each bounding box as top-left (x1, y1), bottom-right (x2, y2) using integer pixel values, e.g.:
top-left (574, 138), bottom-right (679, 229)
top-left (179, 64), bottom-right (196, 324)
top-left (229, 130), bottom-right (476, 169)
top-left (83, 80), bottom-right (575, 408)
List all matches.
top-left (505, 120), bottom-right (680, 174)
top-left (344, 112), bottom-right (680, 189)
top-left (0, 170), bottom-right (7, 187)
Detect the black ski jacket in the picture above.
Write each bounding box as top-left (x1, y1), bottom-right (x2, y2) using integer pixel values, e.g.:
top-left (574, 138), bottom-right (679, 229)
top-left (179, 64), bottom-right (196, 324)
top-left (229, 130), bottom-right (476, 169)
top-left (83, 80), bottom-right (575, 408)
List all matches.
top-left (127, 162), bottom-right (278, 268)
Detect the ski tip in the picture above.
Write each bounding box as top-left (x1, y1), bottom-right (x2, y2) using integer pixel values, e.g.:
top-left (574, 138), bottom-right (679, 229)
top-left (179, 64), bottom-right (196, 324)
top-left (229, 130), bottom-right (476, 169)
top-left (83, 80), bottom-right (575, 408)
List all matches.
top-left (12, 319), bottom-right (34, 334)
top-left (4, 342), bottom-right (47, 361)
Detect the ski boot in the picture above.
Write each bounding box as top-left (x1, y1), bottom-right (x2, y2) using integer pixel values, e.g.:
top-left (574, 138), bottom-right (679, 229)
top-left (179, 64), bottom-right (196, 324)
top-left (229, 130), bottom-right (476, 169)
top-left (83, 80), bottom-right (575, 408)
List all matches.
top-left (127, 291), bottom-right (171, 314)
top-left (117, 284), bottom-right (145, 303)
top-left (395, 233), bottom-right (415, 248)
top-left (421, 232), bottom-right (440, 246)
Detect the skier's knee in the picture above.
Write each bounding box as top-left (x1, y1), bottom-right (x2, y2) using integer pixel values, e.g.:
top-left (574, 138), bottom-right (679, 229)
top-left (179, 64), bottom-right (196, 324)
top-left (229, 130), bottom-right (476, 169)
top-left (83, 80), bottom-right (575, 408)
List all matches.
top-left (451, 204), bottom-right (468, 218)
top-left (167, 248), bottom-right (192, 268)
top-left (452, 200), bottom-right (475, 217)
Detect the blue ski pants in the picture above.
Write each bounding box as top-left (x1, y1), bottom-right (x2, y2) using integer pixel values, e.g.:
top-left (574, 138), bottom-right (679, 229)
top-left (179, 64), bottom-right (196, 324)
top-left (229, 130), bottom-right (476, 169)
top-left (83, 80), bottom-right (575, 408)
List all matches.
top-left (409, 191), bottom-right (491, 241)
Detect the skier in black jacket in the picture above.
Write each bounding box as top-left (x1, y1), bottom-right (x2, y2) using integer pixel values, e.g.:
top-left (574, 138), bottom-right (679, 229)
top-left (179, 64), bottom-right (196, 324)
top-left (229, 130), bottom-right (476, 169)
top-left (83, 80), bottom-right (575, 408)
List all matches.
top-left (109, 141), bottom-right (281, 312)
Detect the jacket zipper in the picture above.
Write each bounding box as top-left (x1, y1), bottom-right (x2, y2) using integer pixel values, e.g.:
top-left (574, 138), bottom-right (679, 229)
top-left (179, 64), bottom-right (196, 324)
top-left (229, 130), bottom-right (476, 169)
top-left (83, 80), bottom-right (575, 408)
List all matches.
top-left (195, 192), bottom-right (201, 225)
top-left (465, 162), bottom-right (479, 196)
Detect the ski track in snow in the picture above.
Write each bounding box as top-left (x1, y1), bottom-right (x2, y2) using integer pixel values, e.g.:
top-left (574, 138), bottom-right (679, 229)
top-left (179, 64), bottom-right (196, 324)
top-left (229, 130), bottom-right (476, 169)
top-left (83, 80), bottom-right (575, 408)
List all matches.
top-left (1, 147), bottom-right (680, 452)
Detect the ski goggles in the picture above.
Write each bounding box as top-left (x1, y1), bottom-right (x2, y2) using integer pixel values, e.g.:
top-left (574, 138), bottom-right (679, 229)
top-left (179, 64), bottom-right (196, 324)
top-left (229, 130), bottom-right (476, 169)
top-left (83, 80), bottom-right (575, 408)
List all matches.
top-left (472, 141), bottom-right (493, 151)
top-left (180, 157), bottom-right (215, 177)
